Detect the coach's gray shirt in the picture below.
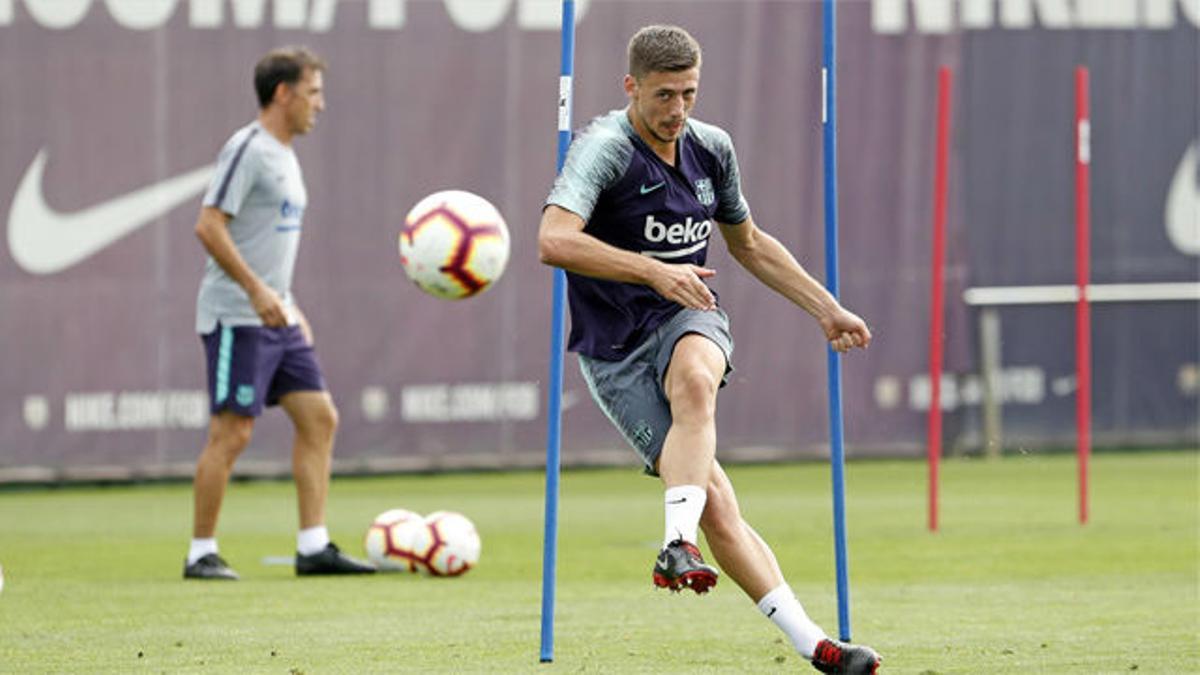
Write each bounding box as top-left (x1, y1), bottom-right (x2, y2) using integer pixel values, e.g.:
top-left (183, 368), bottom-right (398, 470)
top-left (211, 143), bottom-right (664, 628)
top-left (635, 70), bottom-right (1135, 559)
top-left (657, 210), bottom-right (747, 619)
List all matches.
top-left (195, 121), bottom-right (307, 334)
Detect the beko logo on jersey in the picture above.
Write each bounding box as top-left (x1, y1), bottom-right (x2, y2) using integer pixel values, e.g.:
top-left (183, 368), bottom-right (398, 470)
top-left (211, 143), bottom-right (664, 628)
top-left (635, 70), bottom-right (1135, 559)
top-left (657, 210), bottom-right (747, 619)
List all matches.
top-left (644, 215), bottom-right (711, 247)
top-left (642, 215), bottom-right (711, 260)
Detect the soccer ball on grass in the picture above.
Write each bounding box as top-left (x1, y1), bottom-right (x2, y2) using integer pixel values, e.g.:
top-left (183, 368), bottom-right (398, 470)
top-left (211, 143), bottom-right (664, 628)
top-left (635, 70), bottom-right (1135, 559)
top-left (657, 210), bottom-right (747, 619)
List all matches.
top-left (363, 508), bottom-right (425, 572)
top-left (363, 509), bottom-right (482, 577)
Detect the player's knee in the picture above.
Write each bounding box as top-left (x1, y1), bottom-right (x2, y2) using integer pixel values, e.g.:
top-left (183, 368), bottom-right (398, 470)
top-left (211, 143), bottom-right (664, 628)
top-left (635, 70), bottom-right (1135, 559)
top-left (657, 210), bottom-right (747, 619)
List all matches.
top-left (667, 367), bottom-right (718, 418)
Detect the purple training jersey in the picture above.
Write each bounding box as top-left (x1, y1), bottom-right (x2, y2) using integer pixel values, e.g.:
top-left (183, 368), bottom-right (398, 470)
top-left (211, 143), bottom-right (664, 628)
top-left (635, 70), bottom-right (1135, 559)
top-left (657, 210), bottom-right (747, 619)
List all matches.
top-left (545, 110), bottom-right (750, 361)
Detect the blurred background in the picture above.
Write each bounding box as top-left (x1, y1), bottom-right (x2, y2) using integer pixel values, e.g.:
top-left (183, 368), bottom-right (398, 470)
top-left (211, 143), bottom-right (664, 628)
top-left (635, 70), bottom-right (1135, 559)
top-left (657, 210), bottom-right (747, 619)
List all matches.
top-left (0, 0), bottom-right (1196, 481)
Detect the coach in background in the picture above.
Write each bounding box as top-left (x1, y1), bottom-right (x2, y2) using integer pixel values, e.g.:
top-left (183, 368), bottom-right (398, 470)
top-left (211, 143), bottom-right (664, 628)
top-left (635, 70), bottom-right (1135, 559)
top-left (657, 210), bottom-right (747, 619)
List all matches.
top-left (185, 47), bottom-right (374, 580)
top-left (538, 25), bottom-right (880, 673)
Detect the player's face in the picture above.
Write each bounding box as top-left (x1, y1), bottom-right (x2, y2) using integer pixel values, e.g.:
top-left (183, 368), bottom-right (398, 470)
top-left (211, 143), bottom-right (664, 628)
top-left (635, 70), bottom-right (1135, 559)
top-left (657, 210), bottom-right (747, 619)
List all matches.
top-left (284, 68), bottom-right (325, 135)
top-left (625, 68), bottom-right (699, 147)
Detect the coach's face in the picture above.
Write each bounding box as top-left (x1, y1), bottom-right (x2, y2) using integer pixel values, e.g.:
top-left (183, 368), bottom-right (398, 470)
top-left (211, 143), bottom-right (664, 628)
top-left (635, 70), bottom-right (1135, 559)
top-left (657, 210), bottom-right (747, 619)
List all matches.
top-left (283, 67), bottom-right (325, 135)
top-left (625, 67), bottom-right (699, 148)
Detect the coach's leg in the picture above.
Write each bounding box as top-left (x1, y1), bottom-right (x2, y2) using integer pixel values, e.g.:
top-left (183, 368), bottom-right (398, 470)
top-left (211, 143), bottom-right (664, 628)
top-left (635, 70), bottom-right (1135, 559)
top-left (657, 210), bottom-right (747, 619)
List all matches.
top-left (192, 411), bottom-right (255, 538)
top-left (281, 390), bottom-right (373, 575)
top-left (279, 390), bottom-right (338, 530)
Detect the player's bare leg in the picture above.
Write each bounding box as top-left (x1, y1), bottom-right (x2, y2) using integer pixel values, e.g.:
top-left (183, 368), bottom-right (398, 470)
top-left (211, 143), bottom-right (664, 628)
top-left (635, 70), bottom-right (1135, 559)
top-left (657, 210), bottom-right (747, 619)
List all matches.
top-left (653, 334), bottom-right (725, 592)
top-left (658, 334), bottom-right (724, 487)
top-left (185, 411), bottom-right (253, 579)
top-left (280, 390), bottom-right (374, 575)
top-left (701, 460), bottom-right (881, 673)
top-left (698, 460), bottom-right (783, 600)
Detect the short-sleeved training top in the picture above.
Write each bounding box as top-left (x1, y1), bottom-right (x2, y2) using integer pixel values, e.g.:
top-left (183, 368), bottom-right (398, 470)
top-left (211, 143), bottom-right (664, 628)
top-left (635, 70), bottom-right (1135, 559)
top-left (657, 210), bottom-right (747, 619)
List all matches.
top-left (195, 120), bottom-right (308, 334)
top-left (546, 109), bottom-right (750, 361)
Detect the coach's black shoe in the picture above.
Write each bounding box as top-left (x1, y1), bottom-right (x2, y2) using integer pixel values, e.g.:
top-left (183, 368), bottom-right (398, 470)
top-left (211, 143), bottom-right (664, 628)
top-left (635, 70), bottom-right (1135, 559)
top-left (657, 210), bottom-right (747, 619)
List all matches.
top-left (295, 543), bottom-right (376, 576)
top-left (183, 553), bottom-right (239, 580)
top-left (652, 539), bottom-right (718, 594)
top-left (810, 638), bottom-right (882, 674)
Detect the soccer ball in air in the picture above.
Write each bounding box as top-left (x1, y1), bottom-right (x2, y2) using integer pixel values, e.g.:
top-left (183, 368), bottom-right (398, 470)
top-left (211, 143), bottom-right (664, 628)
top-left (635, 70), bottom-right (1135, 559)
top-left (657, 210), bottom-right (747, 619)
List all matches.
top-left (399, 190), bottom-right (510, 300)
top-left (363, 508), bottom-right (426, 572)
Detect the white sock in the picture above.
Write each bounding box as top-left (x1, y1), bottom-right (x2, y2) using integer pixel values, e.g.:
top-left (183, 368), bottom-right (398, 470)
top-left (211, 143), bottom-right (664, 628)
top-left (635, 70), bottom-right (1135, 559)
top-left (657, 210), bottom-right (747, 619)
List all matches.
top-left (663, 485), bottom-right (707, 547)
top-left (187, 538), bottom-right (218, 566)
top-left (757, 584), bottom-right (828, 659)
top-left (297, 525), bottom-right (330, 556)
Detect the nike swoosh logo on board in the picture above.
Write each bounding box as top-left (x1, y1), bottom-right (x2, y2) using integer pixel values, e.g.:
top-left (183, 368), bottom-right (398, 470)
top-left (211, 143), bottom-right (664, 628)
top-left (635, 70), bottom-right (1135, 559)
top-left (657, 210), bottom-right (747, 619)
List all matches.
top-left (7, 149), bottom-right (213, 274)
top-left (1166, 141), bottom-right (1199, 256)
top-left (640, 181), bottom-right (666, 195)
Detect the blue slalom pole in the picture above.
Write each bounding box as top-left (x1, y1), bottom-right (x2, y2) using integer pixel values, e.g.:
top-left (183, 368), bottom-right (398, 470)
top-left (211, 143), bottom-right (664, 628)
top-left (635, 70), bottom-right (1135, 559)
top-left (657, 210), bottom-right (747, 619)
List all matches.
top-left (539, 0), bottom-right (575, 663)
top-left (822, 0), bottom-right (852, 642)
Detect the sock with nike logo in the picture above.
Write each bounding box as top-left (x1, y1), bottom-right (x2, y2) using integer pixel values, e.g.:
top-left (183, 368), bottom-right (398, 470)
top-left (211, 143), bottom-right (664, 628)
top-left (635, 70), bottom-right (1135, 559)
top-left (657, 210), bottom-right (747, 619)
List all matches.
top-left (756, 583), bottom-right (828, 658)
top-left (663, 485), bottom-right (707, 547)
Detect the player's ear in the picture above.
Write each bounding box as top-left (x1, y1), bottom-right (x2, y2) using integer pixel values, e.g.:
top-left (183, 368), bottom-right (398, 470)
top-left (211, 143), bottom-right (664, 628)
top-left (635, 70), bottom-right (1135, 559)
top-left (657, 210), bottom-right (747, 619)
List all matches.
top-left (623, 74), bottom-right (637, 98)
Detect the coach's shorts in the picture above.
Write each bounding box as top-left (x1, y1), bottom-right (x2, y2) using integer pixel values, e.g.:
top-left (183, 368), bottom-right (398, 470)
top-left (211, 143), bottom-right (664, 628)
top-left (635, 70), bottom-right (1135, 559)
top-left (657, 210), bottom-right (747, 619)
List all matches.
top-left (201, 323), bottom-right (326, 417)
top-left (578, 308), bottom-right (734, 476)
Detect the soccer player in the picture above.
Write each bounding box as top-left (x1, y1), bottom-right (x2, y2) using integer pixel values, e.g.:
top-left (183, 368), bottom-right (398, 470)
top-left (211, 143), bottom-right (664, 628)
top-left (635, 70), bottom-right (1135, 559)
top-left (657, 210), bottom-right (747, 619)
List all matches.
top-left (184, 47), bottom-right (374, 580)
top-left (537, 26), bottom-right (881, 674)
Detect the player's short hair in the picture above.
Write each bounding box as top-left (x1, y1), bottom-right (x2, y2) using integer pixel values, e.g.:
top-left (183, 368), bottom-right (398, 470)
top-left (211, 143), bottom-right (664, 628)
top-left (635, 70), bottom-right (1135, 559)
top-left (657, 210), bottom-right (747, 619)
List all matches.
top-left (253, 46), bottom-right (326, 109)
top-left (627, 25), bottom-right (701, 80)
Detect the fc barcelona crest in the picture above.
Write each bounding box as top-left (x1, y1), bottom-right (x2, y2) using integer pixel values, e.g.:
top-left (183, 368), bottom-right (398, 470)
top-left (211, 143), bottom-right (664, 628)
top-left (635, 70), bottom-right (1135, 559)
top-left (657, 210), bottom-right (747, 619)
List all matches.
top-left (694, 177), bottom-right (715, 206)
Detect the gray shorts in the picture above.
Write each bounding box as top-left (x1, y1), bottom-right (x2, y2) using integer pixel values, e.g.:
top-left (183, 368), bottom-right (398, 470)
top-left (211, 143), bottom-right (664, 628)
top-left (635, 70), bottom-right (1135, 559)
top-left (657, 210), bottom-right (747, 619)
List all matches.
top-left (578, 308), bottom-right (734, 476)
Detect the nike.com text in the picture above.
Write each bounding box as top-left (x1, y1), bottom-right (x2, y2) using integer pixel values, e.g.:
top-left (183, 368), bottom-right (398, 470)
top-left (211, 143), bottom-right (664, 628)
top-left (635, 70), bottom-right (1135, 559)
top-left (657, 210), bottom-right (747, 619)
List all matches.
top-left (0, 0), bottom-right (592, 32)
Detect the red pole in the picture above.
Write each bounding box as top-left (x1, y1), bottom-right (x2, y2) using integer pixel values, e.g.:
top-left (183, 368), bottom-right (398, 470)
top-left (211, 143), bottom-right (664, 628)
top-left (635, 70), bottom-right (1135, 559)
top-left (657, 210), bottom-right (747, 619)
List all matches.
top-left (1074, 66), bottom-right (1092, 525)
top-left (927, 66), bottom-right (951, 532)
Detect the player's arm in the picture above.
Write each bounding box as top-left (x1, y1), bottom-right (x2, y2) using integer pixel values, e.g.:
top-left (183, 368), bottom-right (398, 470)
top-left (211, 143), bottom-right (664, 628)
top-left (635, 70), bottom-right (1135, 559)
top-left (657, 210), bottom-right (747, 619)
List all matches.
top-left (193, 206), bottom-right (288, 327)
top-left (538, 205), bottom-right (716, 311)
top-left (718, 217), bottom-right (870, 352)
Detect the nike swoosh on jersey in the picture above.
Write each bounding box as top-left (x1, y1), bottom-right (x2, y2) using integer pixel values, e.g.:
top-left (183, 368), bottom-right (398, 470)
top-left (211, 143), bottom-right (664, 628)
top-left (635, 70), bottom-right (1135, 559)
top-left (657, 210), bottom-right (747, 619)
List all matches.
top-left (7, 149), bottom-right (213, 274)
top-left (1166, 141), bottom-right (1199, 256)
top-left (640, 181), bottom-right (666, 195)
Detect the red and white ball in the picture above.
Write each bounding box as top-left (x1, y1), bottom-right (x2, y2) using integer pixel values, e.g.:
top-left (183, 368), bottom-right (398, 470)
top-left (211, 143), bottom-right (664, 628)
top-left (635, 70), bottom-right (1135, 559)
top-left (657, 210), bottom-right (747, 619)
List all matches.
top-left (363, 509), bottom-right (482, 577)
top-left (399, 190), bottom-right (510, 300)
top-left (363, 508), bottom-right (425, 572)
top-left (414, 511), bottom-right (482, 577)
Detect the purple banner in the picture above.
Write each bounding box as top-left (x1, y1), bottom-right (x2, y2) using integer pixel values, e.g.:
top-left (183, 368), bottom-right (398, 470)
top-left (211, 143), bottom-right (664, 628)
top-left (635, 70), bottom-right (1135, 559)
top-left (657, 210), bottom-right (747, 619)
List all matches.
top-left (1, 1), bottom-right (1196, 480)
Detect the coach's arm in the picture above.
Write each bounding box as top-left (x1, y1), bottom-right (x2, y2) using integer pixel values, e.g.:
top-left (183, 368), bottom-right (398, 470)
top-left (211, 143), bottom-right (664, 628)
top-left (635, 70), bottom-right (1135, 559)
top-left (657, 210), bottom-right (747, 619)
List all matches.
top-left (194, 205), bottom-right (289, 328)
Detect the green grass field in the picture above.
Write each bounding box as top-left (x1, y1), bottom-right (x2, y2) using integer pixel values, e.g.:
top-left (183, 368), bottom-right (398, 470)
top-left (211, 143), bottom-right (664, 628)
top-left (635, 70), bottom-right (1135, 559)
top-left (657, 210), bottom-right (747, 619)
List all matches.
top-left (0, 450), bottom-right (1196, 673)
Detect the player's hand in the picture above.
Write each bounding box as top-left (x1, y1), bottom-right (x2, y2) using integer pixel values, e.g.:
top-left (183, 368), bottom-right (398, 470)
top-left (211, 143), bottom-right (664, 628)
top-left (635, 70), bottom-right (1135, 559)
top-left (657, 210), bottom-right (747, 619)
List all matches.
top-left (820, 306), bottom-right (871, 353)
top-left (651, 263), bottom-right (717, 311)
top-left (250, 284), bottom-right (288, 327)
